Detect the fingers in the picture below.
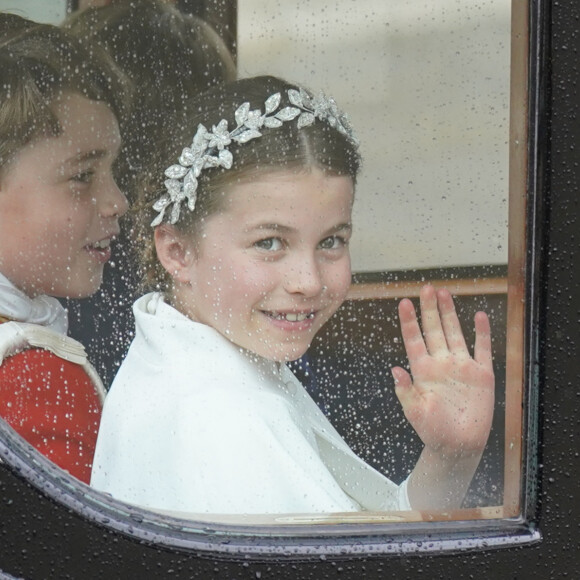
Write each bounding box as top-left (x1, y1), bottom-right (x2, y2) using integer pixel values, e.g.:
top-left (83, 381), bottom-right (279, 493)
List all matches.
top-left (473, 310), bottom-right (493, 367)
top-left (399, 284), bottom-right (492, 364)
top-left (418, 285), bottom-right (447, 356)
top-left (391, 366), bottom-right (414, 406)
top-left (391, 365), bottom-right (412, 389)
top-left (398, 297), bottom-right (427, 363)
top-left (436, 288), bottom-right (469, 356)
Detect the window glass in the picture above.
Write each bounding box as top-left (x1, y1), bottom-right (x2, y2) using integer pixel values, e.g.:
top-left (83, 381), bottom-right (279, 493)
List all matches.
top-left (238, 0), bottom-right (510, 272)
top-left (0, 0), bottom-right (537, 555)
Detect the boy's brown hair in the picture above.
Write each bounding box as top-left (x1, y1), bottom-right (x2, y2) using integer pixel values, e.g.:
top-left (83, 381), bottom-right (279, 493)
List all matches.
top-left (0, 12), bottom-right (131, 178)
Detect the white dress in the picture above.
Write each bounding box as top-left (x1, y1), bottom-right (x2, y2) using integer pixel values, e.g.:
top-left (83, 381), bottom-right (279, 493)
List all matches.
top-left (91, 293), bottom-right (410, 515)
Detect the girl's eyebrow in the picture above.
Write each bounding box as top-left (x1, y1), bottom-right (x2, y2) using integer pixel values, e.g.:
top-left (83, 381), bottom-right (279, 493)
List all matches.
top-left (249, 223), bottom-right (294, 234)
top-left (330, 222), bottom-right (353, 234)
top-left (248, 222), bottom-right (352, 235)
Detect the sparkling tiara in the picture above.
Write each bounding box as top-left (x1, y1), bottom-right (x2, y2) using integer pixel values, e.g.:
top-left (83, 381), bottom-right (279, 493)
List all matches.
top-left (151, 88), bottom-right (357, 226)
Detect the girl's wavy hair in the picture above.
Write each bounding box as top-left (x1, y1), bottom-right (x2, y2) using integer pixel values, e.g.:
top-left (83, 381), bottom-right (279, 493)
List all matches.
top-left (134, 75), bottom-right (361, 291)
top-left (0, 13), bottom-right (131, 177)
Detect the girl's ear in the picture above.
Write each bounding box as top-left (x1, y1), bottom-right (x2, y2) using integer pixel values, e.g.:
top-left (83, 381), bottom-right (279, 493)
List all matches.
top-left (154, 224), bottom-right (196, 284)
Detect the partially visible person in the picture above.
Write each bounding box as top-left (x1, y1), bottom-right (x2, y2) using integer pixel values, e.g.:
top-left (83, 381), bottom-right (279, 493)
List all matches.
top-left (92, 75), bottom-right (495, 515)
top-left (63, 0), bottom-right (236, 386)
top-left (0, 13), bottom-right (129, 483)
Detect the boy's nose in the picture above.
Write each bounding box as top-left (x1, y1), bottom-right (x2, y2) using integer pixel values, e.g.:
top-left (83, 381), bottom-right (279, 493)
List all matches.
top-left (98, 178), bottom-right (129, 218)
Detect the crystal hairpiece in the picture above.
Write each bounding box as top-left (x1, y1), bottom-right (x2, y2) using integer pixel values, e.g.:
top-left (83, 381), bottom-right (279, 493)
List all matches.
top-left (151, 88), bottom-right (357, 226)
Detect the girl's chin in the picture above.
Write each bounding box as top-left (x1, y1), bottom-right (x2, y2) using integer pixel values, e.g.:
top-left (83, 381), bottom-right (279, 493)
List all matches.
top-left (238, 342), bottom-right (309, 363)
top-left (261, 346), bottom-right (309, 363)
top-left (221, 329), bottom-right (312, 363)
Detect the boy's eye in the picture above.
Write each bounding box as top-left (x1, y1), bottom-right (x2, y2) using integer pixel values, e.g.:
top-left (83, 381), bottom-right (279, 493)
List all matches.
top-left (319, 235), bottom-right (347, 250)
top-left (254, 237), bottom-right (283, 251)
top-left (70, 169), bottom-right (95, 184)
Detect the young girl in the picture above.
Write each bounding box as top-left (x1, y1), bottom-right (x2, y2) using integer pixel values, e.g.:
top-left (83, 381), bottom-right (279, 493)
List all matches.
top-left (0, 14), bottom-right (129, 484)
top-left (91, 76), bottom-right (495, 515)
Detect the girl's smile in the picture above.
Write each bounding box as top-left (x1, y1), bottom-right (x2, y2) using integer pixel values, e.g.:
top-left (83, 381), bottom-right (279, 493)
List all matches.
top-left (159, 170), bottom-right (354, 362)
top-left (260, 309), bottom-right (318, 334)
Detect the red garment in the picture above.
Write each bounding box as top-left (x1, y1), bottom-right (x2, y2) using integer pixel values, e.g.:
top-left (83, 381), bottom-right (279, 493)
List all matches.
top-left (0, 348), bottom-right (102, 483)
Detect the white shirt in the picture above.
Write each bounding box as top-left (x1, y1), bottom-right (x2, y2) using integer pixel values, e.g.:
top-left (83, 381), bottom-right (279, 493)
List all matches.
top-left (91, 293), bottom-right (410, 515)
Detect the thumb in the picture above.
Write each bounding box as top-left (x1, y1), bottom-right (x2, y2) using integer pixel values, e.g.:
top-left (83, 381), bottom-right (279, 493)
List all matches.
top-left (391, 366), bottom-right (413, 405)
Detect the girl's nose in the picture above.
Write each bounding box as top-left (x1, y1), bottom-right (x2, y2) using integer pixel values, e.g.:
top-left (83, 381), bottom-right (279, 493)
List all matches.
top-left (283, 256), bottom-right (324, 297)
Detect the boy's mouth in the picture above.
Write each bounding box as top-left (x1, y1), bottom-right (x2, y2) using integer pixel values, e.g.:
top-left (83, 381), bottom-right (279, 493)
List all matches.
top-left (85, 237), bottom-right (114, 262)
top-left (88, 238), bottom-right (111, 251)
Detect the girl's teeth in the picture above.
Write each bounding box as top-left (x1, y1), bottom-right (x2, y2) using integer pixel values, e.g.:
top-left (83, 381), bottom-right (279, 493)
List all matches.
top-left (272, 312), bottom-right (313, 322)
top-left (286, 313), bottom-right (306, 322)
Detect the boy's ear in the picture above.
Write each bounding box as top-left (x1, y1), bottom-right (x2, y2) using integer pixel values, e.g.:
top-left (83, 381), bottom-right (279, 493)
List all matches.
top-left (154, 224), bottom-right (196, 284)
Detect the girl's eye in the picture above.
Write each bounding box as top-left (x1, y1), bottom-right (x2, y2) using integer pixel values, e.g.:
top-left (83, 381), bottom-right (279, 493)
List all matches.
top-left (319, 235), bottom-right (347, 250)
top-left (254, 237), bottom-right (284, 252)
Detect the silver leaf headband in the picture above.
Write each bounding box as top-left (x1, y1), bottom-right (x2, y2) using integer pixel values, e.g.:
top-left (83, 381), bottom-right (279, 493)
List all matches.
top-left (151, 88), bottom-right (357, 226)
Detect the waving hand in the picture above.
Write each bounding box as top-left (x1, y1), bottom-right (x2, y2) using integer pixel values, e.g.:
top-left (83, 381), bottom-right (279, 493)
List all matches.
top-left (392, 285), bottom-right (495, 509)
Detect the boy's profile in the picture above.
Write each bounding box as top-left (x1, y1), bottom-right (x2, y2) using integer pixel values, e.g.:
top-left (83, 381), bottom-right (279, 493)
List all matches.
top-left (0, 13), bottom-right (129, 483)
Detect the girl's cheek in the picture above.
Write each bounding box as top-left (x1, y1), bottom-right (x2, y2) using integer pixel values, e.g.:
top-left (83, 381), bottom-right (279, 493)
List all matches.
top-left (332, 263), bottom-right (353, 299)
top-left (250, 271), bottom-right (278, 294)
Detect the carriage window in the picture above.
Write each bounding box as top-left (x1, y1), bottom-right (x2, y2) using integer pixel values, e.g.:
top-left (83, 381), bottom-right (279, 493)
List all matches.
top-left (0, 0), bottom-right (540, 555)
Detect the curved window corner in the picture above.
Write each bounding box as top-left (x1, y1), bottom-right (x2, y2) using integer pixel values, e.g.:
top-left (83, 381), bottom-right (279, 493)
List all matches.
top-left (0, 423), bottom-right (542, 557)
top-left (0, 0), bottom-right (548, 563)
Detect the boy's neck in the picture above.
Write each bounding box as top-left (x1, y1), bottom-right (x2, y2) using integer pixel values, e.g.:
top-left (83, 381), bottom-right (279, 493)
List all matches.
top-left (0, 272), bottom-right (68, 334)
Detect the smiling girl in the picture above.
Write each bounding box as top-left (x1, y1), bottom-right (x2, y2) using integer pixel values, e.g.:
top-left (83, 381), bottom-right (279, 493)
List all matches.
top-left (92, 76), bottom-right (495, 515)
top-left (0, 14), bottom-right (129, 483)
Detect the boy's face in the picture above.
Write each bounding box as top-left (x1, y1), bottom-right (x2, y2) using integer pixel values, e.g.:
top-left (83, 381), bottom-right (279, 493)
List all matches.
top-left (168, 170), bottom-right (354, 362)
top-left (0, 92), bottom-right (127, 298)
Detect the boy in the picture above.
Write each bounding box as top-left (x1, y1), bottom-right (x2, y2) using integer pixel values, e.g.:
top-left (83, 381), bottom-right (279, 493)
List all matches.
top-left (0, 14), bottom-right (129, 483)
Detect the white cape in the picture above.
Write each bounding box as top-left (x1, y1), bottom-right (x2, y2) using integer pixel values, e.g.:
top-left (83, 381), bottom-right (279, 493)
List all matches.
top-left (91, 293), bottom-right (409, 515)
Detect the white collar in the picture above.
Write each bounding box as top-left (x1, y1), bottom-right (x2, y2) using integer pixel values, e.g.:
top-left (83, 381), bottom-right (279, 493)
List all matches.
top-left (0, 272), bottom-right (68, 334)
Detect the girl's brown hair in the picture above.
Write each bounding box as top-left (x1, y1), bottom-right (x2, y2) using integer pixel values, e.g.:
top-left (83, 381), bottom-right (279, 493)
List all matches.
top-left (135, 75), bottom-right (361, 290)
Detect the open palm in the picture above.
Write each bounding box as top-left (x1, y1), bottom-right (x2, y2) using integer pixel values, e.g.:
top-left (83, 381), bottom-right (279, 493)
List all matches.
top-left (392, 285), bottom-right (495, 458)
